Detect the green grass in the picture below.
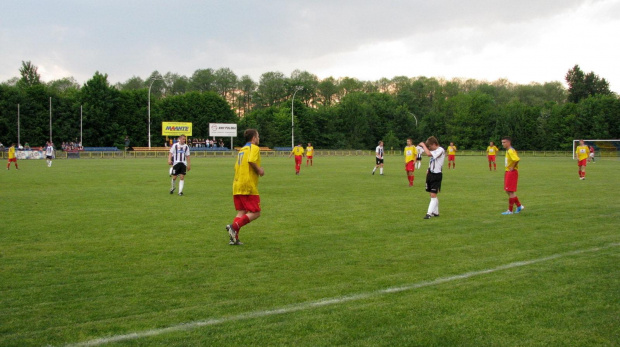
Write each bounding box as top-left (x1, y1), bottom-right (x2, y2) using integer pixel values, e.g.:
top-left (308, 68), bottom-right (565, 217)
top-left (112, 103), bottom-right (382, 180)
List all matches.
top-left (1, 155), bottom-right (619, 346)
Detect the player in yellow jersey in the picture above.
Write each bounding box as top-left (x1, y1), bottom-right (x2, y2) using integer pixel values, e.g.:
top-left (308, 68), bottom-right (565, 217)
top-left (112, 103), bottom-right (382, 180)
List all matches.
top-left (447, 142), bottom-right (457, 169)
top-left (7, 143), bottom-right (18, 170)
top-left (575, 139), bottom-right (590, 180)
top-left (404, 138), bottom-right (417, 186)
top-left (501, 136), bottom-right (524, 215)
top-left (226, 129), bottom-right (264, 245)
top-left (306, 142), bottom-right (314, 166)
top-left (486, 141), bottom-right (499, 171)
top-left (288, 143), bottom-right (305, 175)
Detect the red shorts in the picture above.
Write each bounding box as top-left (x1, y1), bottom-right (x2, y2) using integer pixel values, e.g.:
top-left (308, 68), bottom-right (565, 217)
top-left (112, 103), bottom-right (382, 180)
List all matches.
top-left (234, 195), bottom-right (261, 213)
top-left (448, 155), bottom-right (455, 161)
top-left (307, 156), bottom-right (313, 159)
top-left (504, 170), bottom-right (519, 192)
top-left (488, 155), bottom-right (496, 162)
top-left (578, 159), bottom-right (587, 167)
top-left (405, 161), bottom-right (414, 172)
top-left (295, 156), bottom-right (302, 164)
top-left (8, 158), bottom-right (17, 163)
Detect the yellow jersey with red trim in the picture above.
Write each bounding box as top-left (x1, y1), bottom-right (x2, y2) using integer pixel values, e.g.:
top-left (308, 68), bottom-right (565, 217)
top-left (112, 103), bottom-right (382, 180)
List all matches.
top-left (575, 145), bottom-right (590, 161)
top-left (404, 145), bottom-right (416, 163)
top-left (306, 146), bottom-right (314, 157)
top-left (505, 147), bottom-right (520, 171)
top-left (233, 143), bottom-right (261, 195)
top-left (448, 146), bottom-right (457, 155)
top-left (8, 146), bottom-right (16, 159)
top-left (292, 146), bottom-right (304, 156)
top-left (486, 146), bottom-right (499, 155)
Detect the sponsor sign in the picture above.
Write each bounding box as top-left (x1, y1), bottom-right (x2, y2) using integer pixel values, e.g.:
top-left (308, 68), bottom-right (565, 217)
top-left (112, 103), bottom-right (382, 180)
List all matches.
top-left (209, 123), bottom-right (237, 137)
top-left (162, 122), bottom-right (193, 136)
top-left (16, 150), bottom-right (45, 160)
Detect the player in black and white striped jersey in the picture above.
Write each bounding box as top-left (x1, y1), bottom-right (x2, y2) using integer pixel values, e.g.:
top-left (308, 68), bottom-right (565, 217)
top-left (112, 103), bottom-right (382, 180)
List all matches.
top-left (45, 141), bottom-right (55, 167)
top-left (372, 141), bottom-right (384, 175)
top-left (168, 135), bottom-right (191, 196)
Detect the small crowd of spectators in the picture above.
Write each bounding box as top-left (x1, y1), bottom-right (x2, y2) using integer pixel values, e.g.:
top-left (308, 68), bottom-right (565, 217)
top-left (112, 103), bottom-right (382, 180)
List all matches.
top-left (61, 141), bottom-right (83, 151)
top-left (190, 138), bottom-right (226, 148)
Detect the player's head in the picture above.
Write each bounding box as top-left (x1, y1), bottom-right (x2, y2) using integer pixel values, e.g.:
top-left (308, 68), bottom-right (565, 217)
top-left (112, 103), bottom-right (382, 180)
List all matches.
top-left (501, 136), bottom-right (512, 149)
top-left (11, 143), bottom-right (15, 147)
top-left (426, 136), bottom-right (439, 150)
top-left (490, 141), bottom-right (494, 146)
top-left (406, 138), bottom-right (412, 146)
top-left (378, 141), bottom-right (383, 146)
top-left (579, 139), bottom-right (585, 145)
top-left (178, 135), bottom-right (186, 144)
top-left (308, 142), bottom-right (311, 146)
top-left (450, 142), bottom-right (454, 146)
top-left (244, 129), bottom-right (259, 145)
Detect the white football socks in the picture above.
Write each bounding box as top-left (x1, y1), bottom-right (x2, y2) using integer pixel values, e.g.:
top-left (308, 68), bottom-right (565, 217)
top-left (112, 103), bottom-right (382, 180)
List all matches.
top-left (380, 168), bottom-right (383, 174)
top-left (171, 178), bottom-right (175, 190)
top-left (427, 197), bottom-right (438, 215)
top-left (179, 180), bottom-right (184, 193)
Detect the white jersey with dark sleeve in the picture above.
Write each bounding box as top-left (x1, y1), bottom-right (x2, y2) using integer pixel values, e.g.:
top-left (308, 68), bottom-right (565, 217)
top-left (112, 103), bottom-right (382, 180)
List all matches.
top-left (428, 147), bottom-right (445, 173)
top-left (376, 146), bottom-right (384, 159)
top-left (170, 143), bottom-right (190, 165)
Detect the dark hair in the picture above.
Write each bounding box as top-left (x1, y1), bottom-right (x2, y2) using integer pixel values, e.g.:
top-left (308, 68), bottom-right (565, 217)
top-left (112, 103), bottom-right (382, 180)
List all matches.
top-left (244, 129), bottom-right (258, 143)
top-left (426, 136), bottom-right (439, 147)
top-left (502, 136), bottom-right (512, 142)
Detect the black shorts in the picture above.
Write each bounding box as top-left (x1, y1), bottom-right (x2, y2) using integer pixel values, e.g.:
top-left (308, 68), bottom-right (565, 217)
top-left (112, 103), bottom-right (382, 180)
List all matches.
top-left (171, 163), bottom-right (187, 176)
top-left (46, 155), bottom-right (53, 160)
top-left (416, 156), bottom-right (422, 161)
top-left (425, 171), bottom-right (443, 193)
top-left (376, 158), bottom-right (384, 165)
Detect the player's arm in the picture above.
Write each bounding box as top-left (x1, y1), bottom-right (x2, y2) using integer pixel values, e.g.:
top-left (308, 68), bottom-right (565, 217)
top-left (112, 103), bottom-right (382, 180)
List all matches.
top-left (249, 162), bottom-right (264, 176)
top-left (418, 142), bottom-right (432, 157)
top-left (186, 154), bottom-right (191, 171)
top-left (168, 150), bottom-right (173, 165)
top-left (288, 150), bottom-right (293, 158)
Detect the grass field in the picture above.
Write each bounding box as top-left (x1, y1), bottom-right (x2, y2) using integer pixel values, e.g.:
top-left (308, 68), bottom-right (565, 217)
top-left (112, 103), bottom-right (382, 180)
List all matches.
top-left (1, 154), bottom-right (619, 346)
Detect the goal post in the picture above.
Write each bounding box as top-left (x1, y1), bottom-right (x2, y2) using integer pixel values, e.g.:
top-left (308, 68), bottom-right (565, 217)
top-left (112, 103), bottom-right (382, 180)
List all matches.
top-left (572, 139), bottom-right (620, 159)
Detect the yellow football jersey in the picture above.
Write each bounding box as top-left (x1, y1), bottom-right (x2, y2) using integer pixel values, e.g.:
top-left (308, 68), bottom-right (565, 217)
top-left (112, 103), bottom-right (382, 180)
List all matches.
top-left (233, 143), bottom-right (261, 195)
top-left (8, 146), bottom-right (16, 159)
top-left (575, 145), bottom-right (590, 161)
top-left (448, 146), bottom-right (457, 155)
top-left (505, 148), bottom-right (520, 171)
top-left (404, 145), bottom-right (416, 163)
top-left (487, 146), bottom-right (498, 155)
top-left (292, 146), bottom-right (304, 156)
top-left (306, 146), bottom-right (314, 156)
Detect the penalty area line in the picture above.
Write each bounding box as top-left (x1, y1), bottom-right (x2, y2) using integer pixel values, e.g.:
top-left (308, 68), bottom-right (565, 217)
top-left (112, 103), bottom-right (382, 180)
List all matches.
top-left (66, 242), bottom-right (619, 347)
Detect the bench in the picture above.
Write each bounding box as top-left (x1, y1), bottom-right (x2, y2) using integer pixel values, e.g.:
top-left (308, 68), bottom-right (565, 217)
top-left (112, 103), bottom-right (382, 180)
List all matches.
top-left (81, 147), bottom-right (120, 151)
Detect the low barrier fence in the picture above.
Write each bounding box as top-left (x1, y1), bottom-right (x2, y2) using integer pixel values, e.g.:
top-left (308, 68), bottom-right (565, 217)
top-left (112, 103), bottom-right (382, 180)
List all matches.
top-left (1, 149), bottom-right (617, 159)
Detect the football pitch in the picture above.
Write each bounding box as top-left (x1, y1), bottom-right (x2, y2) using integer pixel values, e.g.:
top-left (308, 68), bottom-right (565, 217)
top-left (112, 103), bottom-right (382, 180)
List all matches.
top-left (1, 155), bottom-right (619, 346)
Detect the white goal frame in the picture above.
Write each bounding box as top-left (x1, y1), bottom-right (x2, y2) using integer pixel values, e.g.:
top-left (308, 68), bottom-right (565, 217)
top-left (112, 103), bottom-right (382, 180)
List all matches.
top-left (572, 139), bottom-right (620, 159)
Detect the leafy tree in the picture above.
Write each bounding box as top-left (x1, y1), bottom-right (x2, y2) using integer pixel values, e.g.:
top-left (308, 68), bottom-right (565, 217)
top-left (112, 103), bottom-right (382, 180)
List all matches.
top-left (18, 61), bottom-right (42, 88)
top-left (189, 68), bottom-right (216, 92)
top-left (254, 71), bottom-right (288, 108)
top-left (47, 77), bottom-right (80, 94)
top-left (565, 64), bottom-right (611, 103)
top-left (214, 67), bottom-right (238, 98)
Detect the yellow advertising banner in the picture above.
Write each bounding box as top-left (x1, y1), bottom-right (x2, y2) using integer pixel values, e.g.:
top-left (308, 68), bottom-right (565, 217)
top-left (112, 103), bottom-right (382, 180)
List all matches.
top-left (162, 122), bottom-right (193, 136)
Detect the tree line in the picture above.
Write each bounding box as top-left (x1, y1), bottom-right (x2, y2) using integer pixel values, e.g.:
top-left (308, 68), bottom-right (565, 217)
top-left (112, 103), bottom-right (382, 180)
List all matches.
top-left (0, 62), bottom-right (618, 150)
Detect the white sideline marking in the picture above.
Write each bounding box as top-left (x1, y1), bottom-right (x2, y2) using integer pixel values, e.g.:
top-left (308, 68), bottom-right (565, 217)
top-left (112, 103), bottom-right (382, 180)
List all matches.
top-left (66, 243), bottom-right (619, 347)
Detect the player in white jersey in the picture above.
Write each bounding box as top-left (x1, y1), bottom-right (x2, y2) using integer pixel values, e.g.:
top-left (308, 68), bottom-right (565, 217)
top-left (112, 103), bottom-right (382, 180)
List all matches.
top-left (372, 141), bottom-right (385, 175)
top-left (168, 134), bottom-right (191, 196)
top-left (45, 141), bottom-right (55, 167)
top-left (418, 136), bottom-right (445, 219)
top-left (415, 145), bottom-right (424, 169)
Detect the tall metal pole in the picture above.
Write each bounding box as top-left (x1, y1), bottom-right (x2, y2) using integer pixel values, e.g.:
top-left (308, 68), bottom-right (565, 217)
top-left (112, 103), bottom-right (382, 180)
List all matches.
top-left (49, 97), bottom-right (52, 142)
top-left (80, 105), bottom-right (83, 147)
top-left (291, 86), bottom-right (303, 148)
top-left (148, 77), bottom-right (163, 149)
top-left (17, 104), bottom-right (20, 146)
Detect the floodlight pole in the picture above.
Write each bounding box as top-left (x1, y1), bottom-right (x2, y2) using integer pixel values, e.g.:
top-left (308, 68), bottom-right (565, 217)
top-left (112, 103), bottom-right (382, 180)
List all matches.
top-left (17, 104), bottom-right (20, 146)
top-left (148, 76), bottom-right (163, 149)
top-left (409, 112), bottom-right (418, 127)
top-left (49, 97), bottom-right (52, 142)
top-left (291, 86), bottom-right (303, 148)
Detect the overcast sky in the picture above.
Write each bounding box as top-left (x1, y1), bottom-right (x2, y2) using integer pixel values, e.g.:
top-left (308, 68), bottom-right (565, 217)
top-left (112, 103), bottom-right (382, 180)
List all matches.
top-left (2, 0), bottom-right (619, 92)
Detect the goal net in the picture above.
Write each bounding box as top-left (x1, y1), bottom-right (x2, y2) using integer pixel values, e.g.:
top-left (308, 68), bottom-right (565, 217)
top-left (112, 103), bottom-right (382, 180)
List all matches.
top-left (572, 139), bottom-right (620, 159)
